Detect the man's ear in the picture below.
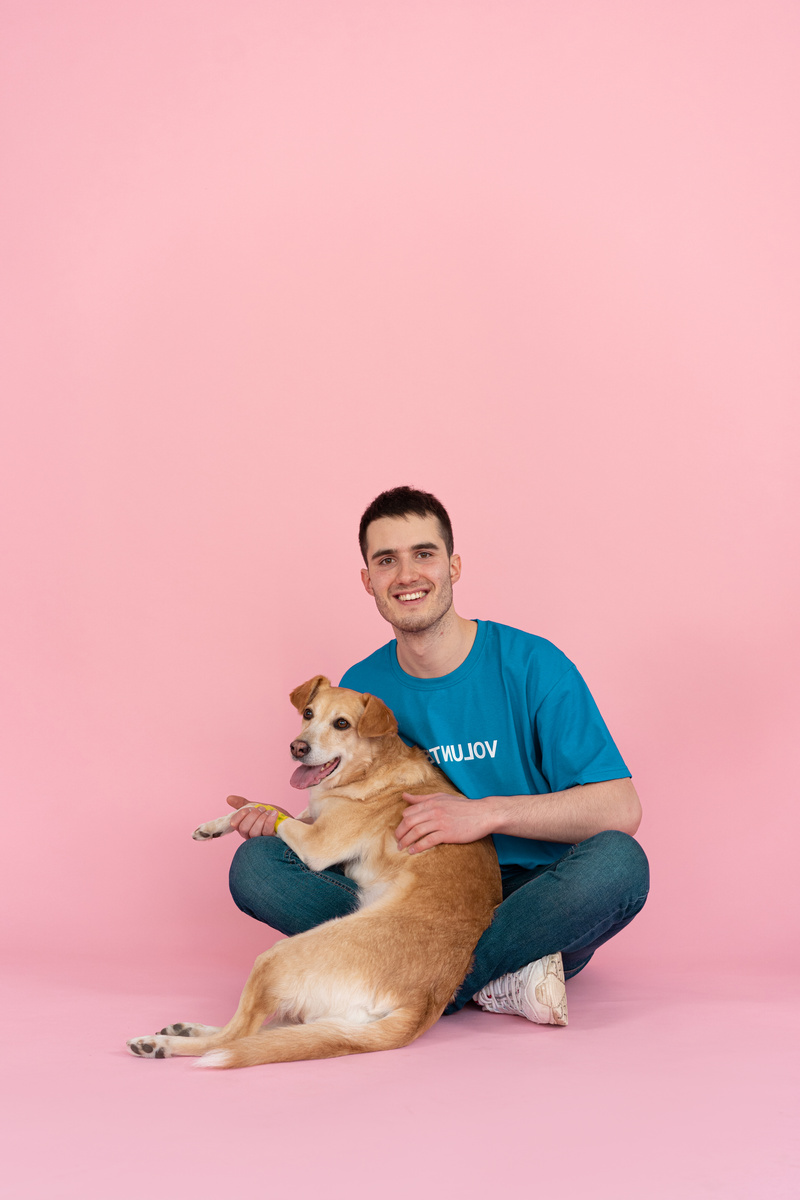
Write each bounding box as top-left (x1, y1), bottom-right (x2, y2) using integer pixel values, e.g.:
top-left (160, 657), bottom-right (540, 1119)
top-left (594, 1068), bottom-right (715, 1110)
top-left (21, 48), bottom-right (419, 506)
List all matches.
top-left (360, 567), bottom-right (374, 595)
top-left (290, 676), bottom-right (330, 713)
top-left (357, 693), bottom-right (398, 738)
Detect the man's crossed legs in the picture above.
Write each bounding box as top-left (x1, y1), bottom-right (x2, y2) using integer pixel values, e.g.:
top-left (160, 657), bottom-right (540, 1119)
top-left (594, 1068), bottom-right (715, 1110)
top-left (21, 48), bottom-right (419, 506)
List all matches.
top-left (228, 829), bottom-right (649, 1019)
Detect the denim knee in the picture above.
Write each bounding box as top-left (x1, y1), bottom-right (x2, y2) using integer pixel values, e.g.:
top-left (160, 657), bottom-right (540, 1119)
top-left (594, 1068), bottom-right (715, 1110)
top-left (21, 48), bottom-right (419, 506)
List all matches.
top-left (229, 836), bottom-right (285, 916)
top-left (589, 829), bottom-right (650, 906)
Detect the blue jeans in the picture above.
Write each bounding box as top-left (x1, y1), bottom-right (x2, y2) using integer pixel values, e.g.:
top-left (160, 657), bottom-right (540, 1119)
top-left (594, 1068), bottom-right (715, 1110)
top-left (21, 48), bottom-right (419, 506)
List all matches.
top-left (228, 829), bottom-right (649, 1013)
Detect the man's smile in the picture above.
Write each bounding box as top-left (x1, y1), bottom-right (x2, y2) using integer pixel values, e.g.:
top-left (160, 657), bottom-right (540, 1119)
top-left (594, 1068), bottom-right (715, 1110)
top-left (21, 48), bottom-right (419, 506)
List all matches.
top-left (395, 589), bottom-right (429, 603)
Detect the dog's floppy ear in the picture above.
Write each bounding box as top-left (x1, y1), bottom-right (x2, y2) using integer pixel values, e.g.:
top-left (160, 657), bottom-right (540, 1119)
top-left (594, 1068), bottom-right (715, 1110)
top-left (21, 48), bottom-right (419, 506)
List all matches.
top-left (290, 675), bottom-right (330, 713)
top-left (357, 693), bottom-right (398, 738)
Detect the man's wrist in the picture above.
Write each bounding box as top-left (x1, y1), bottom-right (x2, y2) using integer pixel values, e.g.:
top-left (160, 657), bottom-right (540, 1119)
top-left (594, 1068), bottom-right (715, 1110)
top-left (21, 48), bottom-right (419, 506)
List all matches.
top-left (481, 795), bottom-right (512, 838)
top-left (485, 794), bottom-right (534, 838)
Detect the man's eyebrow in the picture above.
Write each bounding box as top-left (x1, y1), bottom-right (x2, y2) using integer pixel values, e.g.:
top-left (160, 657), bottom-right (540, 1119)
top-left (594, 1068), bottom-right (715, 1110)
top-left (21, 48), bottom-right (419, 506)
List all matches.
top-left (370, 542), bottom-right (440, 561)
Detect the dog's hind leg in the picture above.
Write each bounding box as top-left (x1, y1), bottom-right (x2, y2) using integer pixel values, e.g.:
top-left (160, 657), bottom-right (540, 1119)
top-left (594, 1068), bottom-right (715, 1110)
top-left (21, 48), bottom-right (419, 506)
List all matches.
top-left (157, 1022), bottom-right (222, 1037)
top-left (196, 1003), bottom-right (438, 1069)
top-left (127, 949), bottom-right (284, 1060)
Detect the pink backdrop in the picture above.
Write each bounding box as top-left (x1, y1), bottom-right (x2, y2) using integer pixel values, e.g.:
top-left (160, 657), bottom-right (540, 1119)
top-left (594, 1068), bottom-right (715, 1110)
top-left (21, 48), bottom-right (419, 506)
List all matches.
top-left (3, 0), bottom-right (799, 982)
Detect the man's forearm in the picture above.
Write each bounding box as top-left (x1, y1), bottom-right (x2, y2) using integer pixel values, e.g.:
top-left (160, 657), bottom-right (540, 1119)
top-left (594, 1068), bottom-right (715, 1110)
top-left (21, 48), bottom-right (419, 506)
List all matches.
top-left (485, 778), bottom-right (641, 843)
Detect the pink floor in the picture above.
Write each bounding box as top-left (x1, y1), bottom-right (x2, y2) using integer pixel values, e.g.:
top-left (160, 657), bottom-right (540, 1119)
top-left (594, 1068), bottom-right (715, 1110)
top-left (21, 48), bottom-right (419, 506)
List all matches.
top-left (4, 951), bottom-right (797, 1200)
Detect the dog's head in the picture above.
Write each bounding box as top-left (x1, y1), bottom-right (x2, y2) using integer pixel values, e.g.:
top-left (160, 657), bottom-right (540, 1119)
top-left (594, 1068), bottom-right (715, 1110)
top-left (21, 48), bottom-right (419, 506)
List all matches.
top-left (287, 675), bottom-right (398, 791)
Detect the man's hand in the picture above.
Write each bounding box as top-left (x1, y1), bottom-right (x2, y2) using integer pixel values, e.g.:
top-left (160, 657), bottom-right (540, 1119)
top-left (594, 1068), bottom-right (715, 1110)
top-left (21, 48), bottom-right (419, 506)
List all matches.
top-left (226, 794), bottom-right (292, 840)
top-left (395, 792), bottom-right (495, 854)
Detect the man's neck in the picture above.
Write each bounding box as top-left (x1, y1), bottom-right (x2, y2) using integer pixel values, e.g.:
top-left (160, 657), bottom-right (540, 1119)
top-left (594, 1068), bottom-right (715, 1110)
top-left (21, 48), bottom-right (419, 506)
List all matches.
top-left (393, 608), bottom-right (478, 679)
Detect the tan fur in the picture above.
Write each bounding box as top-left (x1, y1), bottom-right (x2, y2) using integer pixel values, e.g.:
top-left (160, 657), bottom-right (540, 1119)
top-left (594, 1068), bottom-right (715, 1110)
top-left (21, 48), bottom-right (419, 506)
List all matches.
top-left (128, 677), bottom-right (501, 1069)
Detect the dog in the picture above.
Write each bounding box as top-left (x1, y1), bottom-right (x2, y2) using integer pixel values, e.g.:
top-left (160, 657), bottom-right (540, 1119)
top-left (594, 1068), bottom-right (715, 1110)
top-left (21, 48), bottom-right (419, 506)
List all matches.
top-left (126, 676), bottom-right (501, 1068)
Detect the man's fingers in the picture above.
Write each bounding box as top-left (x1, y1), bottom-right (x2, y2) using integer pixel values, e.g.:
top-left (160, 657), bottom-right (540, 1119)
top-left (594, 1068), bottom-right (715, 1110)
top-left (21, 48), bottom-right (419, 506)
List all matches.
top-left (231, 806), bottom-right (278, 839)
top-left (230, 809), bottom-right (257, 837)
top-left (254, 813), bottom-right (275, 837)
top-left (396, 805), bottom-right (436, 840)
top-left (407, 831), bottom-right (444, 854)
top-left (229, 800), bottom-right (293, 838)
top-left (397, 819), bottom-right (441, 850)
top-left (230, 807), bottom-right (256, 826)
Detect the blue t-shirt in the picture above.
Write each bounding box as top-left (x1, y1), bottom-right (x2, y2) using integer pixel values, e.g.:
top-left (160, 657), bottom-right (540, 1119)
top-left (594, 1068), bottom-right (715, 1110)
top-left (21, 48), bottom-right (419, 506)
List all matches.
top-left (339, 620), bottom-right (630, 870)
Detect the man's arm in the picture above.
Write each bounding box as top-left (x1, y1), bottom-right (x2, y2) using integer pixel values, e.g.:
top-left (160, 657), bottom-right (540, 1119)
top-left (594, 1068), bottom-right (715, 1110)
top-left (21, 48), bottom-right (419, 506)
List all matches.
top-left (395, 778), bottom-right (641, 854)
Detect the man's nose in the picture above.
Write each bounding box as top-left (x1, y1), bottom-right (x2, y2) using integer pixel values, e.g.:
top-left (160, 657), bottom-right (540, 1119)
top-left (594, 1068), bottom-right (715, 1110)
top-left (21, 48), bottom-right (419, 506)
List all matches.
top-left (395, 555), bottom-right (420, 583)
top-left (290, 739), bottom-right (310, 760)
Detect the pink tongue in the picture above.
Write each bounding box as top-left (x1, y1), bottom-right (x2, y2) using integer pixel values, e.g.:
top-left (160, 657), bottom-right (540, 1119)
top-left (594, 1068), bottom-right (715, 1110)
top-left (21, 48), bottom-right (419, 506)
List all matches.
top-left (290, 761), bottom-right (336, 789)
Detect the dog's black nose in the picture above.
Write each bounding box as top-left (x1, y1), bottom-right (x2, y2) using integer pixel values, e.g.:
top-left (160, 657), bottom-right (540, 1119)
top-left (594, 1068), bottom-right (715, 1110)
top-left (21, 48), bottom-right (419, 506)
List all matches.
top-left (290, 739), bottom-right (310, 760)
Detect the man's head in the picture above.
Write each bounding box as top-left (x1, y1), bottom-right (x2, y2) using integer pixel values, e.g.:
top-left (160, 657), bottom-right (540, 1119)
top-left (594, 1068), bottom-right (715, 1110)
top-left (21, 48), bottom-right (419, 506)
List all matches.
top-left (358, 486), bottom-right (460, 634)
top-left (358, 486), bottom-right (454, 564)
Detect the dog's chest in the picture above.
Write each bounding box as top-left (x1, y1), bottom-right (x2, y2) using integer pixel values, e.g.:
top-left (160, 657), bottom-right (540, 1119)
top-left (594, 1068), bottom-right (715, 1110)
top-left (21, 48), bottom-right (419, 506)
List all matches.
top-left (344, 857), bottom-right (390, 909)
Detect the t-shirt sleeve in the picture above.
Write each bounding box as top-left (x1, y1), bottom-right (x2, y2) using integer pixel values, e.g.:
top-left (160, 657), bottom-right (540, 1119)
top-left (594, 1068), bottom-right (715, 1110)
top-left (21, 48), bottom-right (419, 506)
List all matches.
top-left (338, 666), bottom-right (359, 690)
top-left (534, 667), bottom-right (630, 791)
top-left (339, 649), bottom-right (395, 706)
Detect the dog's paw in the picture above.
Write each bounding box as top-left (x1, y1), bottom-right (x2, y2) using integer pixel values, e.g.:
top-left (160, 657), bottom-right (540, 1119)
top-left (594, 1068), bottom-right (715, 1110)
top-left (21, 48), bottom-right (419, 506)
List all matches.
top-left (158, 1022), bottom-right (220, 1038)
top-left (126, 1035), bottom-right (172, 1059)
top-left (192, 823), bottom-right (226, 840)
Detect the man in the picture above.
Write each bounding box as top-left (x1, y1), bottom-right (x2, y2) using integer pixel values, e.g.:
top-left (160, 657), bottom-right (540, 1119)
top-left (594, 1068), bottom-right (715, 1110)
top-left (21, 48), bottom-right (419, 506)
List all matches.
top-left (228, 486), bottom-right (649, 1025)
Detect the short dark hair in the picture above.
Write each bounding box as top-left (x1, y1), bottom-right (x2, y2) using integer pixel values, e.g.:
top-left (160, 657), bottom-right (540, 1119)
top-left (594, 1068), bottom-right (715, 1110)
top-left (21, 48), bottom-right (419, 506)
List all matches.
top-left (358, 486), bottom-right (454, 564)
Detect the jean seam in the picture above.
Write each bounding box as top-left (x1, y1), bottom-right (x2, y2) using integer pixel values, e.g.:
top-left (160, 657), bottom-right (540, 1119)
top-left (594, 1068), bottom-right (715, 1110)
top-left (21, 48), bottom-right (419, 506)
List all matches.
top-left (282, 846), bottom-right (360, 900)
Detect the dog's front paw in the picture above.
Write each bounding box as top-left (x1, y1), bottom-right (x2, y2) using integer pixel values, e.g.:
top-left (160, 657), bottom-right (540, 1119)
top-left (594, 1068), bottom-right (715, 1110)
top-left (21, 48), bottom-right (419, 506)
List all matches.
top-left (192, 816), bottom-right (231, 840)
top-left (127, 1034), bottom-right (172, 1059)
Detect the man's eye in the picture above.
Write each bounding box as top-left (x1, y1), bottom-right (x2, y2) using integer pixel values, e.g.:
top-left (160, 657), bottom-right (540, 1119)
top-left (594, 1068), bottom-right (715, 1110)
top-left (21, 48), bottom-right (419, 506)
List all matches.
top-left (416, 552), bottom-right (431, 559)
top-left (303, 708), bottom-right (313, 720)
top-left (379, 557), bottom-right (394, 567)
top-left (334, 718), bottom-right (350, 730)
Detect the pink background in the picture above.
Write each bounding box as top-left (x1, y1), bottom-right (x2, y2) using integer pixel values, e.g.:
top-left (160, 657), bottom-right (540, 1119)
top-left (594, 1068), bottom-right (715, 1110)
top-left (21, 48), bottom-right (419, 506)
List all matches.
top-left (2, 2), bottom-right (798, 1197)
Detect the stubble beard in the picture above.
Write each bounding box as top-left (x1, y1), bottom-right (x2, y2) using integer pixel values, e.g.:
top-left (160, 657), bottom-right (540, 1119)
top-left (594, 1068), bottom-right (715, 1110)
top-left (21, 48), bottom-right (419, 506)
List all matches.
top-left (375, 579), bottom-right (455, 637)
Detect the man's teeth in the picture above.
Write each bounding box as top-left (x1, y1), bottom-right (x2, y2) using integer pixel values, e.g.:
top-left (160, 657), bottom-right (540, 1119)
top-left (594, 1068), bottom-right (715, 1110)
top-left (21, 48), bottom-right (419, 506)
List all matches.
top-left (397, 591), bottom-right (426, 602)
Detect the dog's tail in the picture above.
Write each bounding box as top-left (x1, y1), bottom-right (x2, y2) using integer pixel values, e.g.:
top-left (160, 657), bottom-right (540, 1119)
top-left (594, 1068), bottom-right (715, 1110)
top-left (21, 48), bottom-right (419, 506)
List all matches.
top-left (196, 1003), bottom-right (439, 1069)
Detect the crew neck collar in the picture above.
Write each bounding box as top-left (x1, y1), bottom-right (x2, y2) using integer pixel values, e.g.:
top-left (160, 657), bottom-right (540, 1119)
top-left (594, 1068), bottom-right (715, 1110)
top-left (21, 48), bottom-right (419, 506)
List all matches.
top-left (388, 619), bottom-right (488, 690)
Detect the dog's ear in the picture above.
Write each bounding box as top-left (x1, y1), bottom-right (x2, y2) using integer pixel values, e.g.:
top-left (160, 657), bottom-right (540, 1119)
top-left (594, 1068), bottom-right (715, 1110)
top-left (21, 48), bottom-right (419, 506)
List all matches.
top-left (290, 676), bottom-right (330, 713)
top-left (357, 693), bottom-right (398, 738)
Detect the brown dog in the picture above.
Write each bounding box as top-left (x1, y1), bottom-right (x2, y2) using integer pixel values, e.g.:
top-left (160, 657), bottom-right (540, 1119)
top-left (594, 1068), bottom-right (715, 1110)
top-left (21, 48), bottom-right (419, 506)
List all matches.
top-left (126, 676), bottom-right (501, 1068)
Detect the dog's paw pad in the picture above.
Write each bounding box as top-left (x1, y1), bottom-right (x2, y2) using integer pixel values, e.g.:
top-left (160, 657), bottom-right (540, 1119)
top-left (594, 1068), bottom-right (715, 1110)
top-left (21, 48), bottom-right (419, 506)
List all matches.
top-left (192, 828), bottom-right (212, 840)
top-left (127, 1035), bottom-right (171, 1059)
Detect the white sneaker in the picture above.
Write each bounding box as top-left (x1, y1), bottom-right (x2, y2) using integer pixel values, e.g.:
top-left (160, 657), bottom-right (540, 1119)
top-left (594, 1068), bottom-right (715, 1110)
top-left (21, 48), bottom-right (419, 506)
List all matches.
top-left (473, 952), bottom-right (568, 1025)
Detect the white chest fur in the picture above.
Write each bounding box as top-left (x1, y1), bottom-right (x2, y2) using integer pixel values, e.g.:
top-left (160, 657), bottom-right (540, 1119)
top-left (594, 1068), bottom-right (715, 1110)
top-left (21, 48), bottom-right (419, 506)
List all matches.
top-left (345, 857), bottom-right (389, 910)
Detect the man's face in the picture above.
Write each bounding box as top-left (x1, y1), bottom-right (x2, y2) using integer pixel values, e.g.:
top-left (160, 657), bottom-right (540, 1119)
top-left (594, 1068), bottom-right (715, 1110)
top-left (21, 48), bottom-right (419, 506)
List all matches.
top-left (360, 513), bottom-right (461, 633)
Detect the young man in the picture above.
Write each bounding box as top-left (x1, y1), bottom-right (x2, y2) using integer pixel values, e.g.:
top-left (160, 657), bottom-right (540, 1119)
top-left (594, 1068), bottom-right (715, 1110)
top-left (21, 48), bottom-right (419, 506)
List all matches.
top-left (229, 487), bottom-right (649, 1025)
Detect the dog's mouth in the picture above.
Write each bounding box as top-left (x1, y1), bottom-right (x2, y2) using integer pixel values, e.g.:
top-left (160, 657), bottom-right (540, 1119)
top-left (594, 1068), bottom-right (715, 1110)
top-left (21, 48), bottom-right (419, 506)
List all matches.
top-left (290, 757), bottom-right (341, 790)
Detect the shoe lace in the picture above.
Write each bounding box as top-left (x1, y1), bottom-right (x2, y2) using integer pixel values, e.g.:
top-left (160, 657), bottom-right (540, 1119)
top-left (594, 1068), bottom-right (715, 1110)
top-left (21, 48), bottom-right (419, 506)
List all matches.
top-left (482, 969), bottom-right (524, 1015)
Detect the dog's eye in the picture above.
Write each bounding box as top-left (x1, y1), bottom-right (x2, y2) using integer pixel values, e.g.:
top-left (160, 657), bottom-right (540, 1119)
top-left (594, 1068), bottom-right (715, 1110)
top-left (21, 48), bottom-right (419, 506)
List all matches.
top-left (303, 708), bottom-right (313, 720)
top-left (333, 718), bottom-right (350, 730)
